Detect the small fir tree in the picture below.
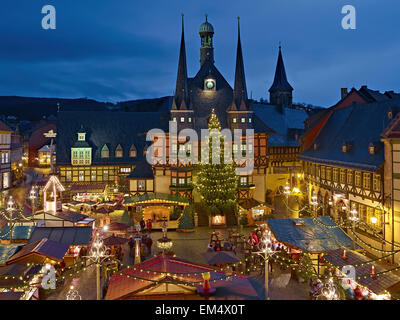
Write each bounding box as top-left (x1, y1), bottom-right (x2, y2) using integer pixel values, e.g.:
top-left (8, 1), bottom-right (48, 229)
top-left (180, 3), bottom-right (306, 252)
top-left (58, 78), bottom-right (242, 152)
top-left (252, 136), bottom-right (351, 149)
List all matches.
top-left (178, 206), bottom-right (194, 230)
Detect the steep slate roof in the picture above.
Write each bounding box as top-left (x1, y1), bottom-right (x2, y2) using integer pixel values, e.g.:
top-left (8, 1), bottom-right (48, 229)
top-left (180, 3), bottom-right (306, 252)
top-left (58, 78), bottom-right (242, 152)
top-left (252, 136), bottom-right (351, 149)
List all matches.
top-left (56, 111), bottom-right (169, 166)
top-left (127, 158), bottom-right (154, 179)
top-left (252, 103), bottom-right (309, 146)
top-left (299, 99), bottom-right (400, 171)
top-left (269, 46), bottom-right (293, 92)
top-left (188, 59), bottom-right (234, 131)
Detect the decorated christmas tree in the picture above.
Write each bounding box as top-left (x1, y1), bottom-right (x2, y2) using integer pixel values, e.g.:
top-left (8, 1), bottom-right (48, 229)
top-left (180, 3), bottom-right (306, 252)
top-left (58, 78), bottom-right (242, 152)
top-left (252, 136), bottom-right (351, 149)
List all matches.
top-left (196, 109), bottom-right (238, 217)
top-left (177, 206), bottom-right (195, 231)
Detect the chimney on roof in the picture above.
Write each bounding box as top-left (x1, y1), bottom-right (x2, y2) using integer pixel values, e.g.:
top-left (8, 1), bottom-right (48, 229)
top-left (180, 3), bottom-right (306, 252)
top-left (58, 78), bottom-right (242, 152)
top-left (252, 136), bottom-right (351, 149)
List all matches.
top-left (341, 88), bottom-right (348, 99)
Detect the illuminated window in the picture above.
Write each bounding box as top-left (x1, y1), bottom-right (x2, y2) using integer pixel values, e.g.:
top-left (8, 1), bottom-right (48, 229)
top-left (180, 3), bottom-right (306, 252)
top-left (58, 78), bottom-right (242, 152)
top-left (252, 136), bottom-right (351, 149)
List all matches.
top-left (363, 173), bottom-right (371, 189)
top-left (241, 118), bottom-right (245, 123)
top-left (180, 117), bottom-right (185, 123)
top-left (340, 169), bottom-right (346, 183)
top-left (79, 171), bottom-right (84, 182)
top-left (129, 145), bottom-right (137, 157)
top-left (172, 117), bottom-right (177, 122)
top-left (321, 166), bottom-right (326, 179)
top-left (91, 170), bottom-right (96, 181)
top-left (138, 180), bottom-right (145, 191)
top-left (233, 118), bottom-right (237, 123)
top-left (249, 118), bottom-right (252, 123)
top-left (373, 174), bottom-right (381, 191)
top-left (326, 167), bottom-right (332, 181)
top-left (101, 145), bottom-right (109, 158)
top-left (347, 170), bottom-right (353, 185)
top-left (355, 171), bottom-right (361, 187)
top-left (115, 144), bottom-right (123, 158)
top-left (103, 170), bottom-right (109, 181)
top-left (188, 118), bottom-right (192, 123)
top-left (78, 133), bottom-right (86, 141)
top-left (333, 168), bottom-right (338, 182)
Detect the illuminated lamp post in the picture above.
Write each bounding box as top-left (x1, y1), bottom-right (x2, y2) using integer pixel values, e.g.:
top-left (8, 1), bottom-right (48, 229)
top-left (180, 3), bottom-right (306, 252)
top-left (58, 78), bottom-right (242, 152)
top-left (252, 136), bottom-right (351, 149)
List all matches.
top-left (283, 182), bottom-right (291, 217)
top-left (86, 231), bottom-right (110, 300)
top-left (348, 204), bottom-right (359, 250)
top-left (157, 216), bottom-right (173, 254)
top-left (7, 196), bottom-right (16, 243)
top-left (253, 229), bottom-right (276, 300)
top-left (29, 187), bottom-right (37, 215)
top-left (310, 191), bottom-right (318, 217)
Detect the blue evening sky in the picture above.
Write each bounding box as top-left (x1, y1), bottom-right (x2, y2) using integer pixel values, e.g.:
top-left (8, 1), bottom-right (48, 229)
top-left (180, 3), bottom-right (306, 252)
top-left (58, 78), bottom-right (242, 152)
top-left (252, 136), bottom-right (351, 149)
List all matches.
top-left (0, 0), bottom-right (399, 107)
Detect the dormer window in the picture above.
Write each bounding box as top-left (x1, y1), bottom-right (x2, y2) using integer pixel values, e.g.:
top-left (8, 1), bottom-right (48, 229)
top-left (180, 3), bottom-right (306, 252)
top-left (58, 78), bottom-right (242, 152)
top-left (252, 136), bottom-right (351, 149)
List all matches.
top-left (101, 145), bottom-right (109, 158)
top-left (204, 78), bottom-right (216, 91)
top-left (78, 133), bottom-right (86, 141)
top-left (342, 142), bottom-right (352, 153)
top-left (129, 145), bottom-right (137, 157)
top-left (369, 143), bottom-right (377, 155)
top-left (115, 144), bottom-right (123, 158)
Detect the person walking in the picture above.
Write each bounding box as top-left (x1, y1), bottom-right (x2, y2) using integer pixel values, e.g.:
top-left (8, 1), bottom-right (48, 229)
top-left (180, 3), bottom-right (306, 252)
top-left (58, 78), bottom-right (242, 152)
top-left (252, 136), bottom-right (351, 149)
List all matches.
top-left (146, 219), bottom-right (153, 233)
top-left (145, 234), bottom-right (153, 256)
top-left (140, 219), bottom-right (146, 232)
top-left (128, 236), bottom-right (135, 254)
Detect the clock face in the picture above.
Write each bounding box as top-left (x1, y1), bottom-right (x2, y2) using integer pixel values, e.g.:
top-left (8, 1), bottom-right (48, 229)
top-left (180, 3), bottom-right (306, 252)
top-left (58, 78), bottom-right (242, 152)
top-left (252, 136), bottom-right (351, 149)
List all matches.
top-left (206, 80), bottom-right (215, 89)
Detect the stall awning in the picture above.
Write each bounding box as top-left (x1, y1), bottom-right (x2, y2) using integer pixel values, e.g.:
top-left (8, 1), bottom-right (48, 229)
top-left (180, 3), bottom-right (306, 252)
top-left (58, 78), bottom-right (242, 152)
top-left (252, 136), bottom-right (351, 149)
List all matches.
top-left (0, 226), bottom-right (36, 241)
top-left (323, 249), bottom-right (400, 295)
top-left (123, 193), bottom-right (189, 206)
top-left (267, 217), bottom-right (361, 253)
top-left (0, 244), bottom-right (21, 265)
top-left (28, 227), bottom-right (92, 246)
top-left (7, 238), bottom-right (69, 265)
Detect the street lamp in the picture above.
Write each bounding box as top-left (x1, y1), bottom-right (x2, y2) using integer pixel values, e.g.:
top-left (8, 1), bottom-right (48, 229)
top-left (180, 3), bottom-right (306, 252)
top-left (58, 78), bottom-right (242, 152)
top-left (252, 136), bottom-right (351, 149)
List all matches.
top-left (6, 196), bottom-right (15, 243)
top-left (157, 216), bottom-right (173, 254)
top-left (86, 231), bottom-right (110, 300)
top-left (283, 182), bottom-right (291, 217)
top-left (29, 187), bottom-right (37, 215)
top-left (348, 204), bottom-right (359, 250)
top-left (310, 191), bottom-right (318, 217)
top-left (253, 229), bottom-right (276, 300)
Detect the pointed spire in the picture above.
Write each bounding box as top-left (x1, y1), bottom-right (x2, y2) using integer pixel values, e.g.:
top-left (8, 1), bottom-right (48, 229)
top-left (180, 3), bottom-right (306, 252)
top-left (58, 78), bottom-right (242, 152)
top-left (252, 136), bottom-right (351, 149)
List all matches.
top-left (228, 99), bottom-right (237, 111)
top-left (233, 17), bottom-right (248, 109)
top-left (174, 13), bottom-right (189, 109)
top-left (180, 98), bottom-right (187, 110)
top-left (269, 44), bottom-right (293, 92)
top-left (171, 98), bottom-right (177, 110)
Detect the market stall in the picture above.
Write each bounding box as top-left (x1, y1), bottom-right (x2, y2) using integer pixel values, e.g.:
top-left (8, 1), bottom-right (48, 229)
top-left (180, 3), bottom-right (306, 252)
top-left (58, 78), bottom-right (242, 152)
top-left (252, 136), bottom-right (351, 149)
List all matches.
top-left (322, 249), bottom-right (400, 300)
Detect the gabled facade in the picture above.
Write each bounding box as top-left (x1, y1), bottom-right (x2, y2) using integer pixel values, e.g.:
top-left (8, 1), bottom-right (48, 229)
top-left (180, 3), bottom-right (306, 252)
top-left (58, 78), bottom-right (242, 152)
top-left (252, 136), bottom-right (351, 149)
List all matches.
top-left (299, 97), bottom-right (400, 262)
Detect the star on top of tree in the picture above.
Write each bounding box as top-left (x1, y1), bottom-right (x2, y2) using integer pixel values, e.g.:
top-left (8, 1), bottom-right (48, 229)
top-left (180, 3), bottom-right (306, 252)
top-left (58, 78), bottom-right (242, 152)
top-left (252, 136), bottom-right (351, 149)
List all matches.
top-left (208, 108), bottom-right (221, 132)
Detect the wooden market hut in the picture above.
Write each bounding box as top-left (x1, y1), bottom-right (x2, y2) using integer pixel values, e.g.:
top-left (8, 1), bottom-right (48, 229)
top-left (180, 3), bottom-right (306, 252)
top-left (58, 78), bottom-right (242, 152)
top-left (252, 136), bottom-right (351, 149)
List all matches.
top-left (323, 249), bottom-right (400, 296)
top-left (266, 217), bottom-right (362, 273)
top-left (105, 254), bottom-right (261, 300)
